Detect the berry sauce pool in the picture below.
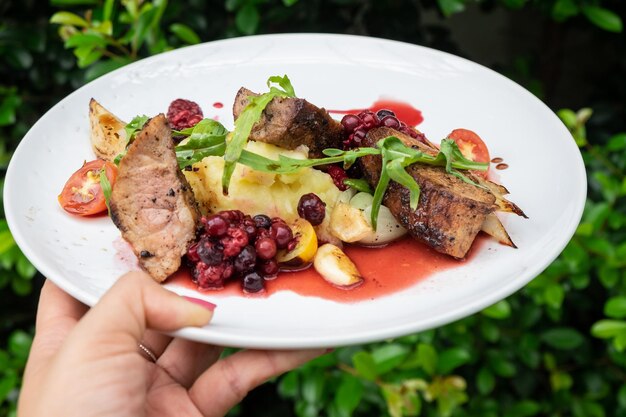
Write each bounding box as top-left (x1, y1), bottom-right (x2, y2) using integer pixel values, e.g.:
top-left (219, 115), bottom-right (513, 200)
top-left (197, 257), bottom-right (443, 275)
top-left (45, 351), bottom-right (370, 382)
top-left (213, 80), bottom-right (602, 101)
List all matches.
top-left (169, 235), bottom-right (486, 303)
top-left (328, 99), bottom-right (424, 127)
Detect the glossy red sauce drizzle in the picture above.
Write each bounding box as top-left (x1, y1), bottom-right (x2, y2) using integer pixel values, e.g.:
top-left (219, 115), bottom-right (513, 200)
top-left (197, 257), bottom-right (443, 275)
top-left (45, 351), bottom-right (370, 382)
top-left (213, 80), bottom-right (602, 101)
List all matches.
top-left (169, 236), bottom-right (486, 303)
top-left (328, 99), bottom-right (424, 127)
top-left (212, 102), bottom-right (224, 108)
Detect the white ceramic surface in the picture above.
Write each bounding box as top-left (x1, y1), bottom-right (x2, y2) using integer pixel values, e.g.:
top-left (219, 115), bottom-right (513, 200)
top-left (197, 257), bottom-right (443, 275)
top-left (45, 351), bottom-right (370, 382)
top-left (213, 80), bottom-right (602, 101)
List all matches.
top-left (4, 34), bottom-right (586, 348)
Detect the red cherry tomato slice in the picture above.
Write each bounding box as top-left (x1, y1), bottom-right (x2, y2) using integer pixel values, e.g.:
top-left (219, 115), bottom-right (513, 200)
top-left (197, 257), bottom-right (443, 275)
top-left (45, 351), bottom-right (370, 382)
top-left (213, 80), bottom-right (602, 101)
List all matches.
top-left (58, 159), bottom-right (117, 216)
top-left (447, 128), bottom-right (490, 178)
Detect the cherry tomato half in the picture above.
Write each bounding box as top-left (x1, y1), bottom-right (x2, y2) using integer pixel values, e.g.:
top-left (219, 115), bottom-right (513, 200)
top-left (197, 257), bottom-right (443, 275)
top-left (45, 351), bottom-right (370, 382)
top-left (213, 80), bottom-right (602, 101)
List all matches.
top-left (447, 128), bottom-right (490, 178)
top-left (58, 159), bottom-right (117, 216)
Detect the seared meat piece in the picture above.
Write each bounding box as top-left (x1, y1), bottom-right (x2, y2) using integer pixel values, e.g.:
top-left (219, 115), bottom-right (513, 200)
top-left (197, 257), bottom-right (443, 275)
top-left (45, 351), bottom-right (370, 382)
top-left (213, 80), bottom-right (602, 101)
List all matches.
top-left (110, 114), bottom-right (199, 282)
top-left (232, 87), bottom-right (343, 158)
top-left (361, 127), bottom-right (498, 258)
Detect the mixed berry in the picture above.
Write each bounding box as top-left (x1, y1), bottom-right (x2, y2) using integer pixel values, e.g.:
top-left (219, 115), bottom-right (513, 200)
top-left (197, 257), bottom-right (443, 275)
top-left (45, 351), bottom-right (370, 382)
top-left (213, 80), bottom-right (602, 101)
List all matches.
top-left (297, 193), bottom-right (327, 226)
top-left (340, 109), bottom-right (426, 149)
top-left (186, 210), bottom-right (296, 293)
top-left (167, 98), bottom-right (204, 131)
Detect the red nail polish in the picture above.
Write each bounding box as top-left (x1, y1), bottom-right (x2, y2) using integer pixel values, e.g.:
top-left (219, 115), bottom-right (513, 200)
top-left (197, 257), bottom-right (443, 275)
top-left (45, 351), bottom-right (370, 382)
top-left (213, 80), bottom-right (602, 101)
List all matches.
top-left (183, 296), bottom-right (217, 312)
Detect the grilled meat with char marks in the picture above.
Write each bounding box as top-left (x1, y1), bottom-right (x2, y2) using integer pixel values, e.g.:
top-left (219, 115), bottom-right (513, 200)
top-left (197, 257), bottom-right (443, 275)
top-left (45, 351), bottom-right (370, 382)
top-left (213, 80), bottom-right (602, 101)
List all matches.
top-left (360, 127), bottom-right (499, 258)
top-left (110, 114), bottom-right (199, 282)
top-left (232, 87), bottom-right (343, 158)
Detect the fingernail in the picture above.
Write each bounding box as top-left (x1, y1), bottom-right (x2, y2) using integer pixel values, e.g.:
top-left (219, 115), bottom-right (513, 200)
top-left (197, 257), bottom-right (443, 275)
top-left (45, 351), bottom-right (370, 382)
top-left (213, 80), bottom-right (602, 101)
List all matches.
top-left (183, 296), bottom-right (217, 312)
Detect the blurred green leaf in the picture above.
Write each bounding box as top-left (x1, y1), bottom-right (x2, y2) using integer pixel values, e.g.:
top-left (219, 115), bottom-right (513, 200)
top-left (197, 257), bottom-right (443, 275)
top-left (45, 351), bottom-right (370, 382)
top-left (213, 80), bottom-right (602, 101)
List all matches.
top-left (540, 328), bottom-right (584, 350)
top-left (372, 344), bottom-right (410, 375)
top-left (64, 33), bottom-right (108, 49)
top-left (170, 23), bottom-right (201, 45)
top-left (0, 92), bottom-right (21, 127)
top-left (352, 351), bottom-right (378, 380)
top-left (591, 320), bottom-right (626, 338)
top-left (50, 11), bottom-right (89, 27)
top-left (550, 371), bottom-right (573, 391)
top-left (235, 4), bottom-right (259, 35)
top-left (437, 348), bottom-right (471, 374)
top-left (506, 400), bottom-right (541, 417)
top-left (552, 0), bottom-right (578, 21)
top-left (605, 297), bottom-right (626, 319)
top-left (8, 331), bottom-right (32, 360)
top-left (582, 6), bottom-right (623, 33)
top-left (278, 371), bottom-right (299, 398)
top-left (607, 133), bottom-right (626, 151)
top-left (0, 372), bottom-right (18, 402)
top-left (476, 367), bottom-right (495, 395)
top-left (301, 370), bottom-right (325, 405)
top-left (437, 0), bottom-right (465, 17)
top-left (482, 300), bottom-right (511, 319)
top-left (334, 374), bottom-right (363, 416)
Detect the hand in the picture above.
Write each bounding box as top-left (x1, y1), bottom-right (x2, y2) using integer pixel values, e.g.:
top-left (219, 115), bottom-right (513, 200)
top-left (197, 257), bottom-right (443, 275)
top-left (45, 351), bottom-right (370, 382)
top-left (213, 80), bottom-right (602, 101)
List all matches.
top-left (18, 272), bottom-right (326, 417)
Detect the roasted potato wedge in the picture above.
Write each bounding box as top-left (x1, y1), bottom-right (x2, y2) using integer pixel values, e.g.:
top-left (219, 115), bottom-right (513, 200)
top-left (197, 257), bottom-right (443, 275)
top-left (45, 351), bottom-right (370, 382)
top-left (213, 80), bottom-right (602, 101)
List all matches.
top-left (89, 98), bottom-right (127, 162)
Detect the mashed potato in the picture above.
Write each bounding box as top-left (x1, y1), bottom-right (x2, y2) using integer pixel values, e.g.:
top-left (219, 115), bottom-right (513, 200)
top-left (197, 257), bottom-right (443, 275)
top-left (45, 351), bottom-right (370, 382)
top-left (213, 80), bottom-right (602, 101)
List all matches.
top-left (184, 141), bottom-right (341, 221)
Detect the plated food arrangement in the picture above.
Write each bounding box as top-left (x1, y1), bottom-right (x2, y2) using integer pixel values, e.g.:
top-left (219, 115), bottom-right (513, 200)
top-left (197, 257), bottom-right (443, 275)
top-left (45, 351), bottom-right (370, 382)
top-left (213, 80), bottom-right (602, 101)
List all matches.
top-left (5, 34), bottom-right (586, 347)
top-left (59, 75), bottom-right (526, 298)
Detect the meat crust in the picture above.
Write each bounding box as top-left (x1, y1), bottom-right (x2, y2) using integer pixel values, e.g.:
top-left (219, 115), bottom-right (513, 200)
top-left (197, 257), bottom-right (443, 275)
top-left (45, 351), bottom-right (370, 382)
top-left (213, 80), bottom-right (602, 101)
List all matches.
top-left (110, 114), bottom-right (199, 282)
top-left (232, 87), bottom-right (343, 158)
top-left (361, 127), bottom-right (497, 258)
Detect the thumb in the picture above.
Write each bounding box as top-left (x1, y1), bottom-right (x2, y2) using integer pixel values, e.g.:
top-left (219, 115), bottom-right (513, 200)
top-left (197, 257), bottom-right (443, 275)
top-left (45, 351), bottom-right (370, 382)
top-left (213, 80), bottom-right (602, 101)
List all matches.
top-left (70, 271), bottom-right (214, 351)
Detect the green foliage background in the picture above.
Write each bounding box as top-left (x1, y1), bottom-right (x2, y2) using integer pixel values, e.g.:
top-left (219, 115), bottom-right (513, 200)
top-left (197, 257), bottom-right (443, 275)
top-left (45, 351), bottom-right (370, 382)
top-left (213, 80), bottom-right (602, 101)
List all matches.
top-left (1, 1), bottom-right (625, 416)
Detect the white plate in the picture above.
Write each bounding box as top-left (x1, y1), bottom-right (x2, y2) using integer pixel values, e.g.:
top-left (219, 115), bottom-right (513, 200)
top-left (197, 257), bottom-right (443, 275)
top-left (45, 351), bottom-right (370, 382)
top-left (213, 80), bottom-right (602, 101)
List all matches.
top-left (4, 34), bottom-right (586, 349)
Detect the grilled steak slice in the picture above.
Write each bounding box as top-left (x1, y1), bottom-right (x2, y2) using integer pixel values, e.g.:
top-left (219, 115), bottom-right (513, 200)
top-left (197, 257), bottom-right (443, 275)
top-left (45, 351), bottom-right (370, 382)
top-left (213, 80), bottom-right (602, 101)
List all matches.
top-left (232, 87), bottom-right (343, 158)
top-left (361, 127), bottom-right (497, 258)
top-left (110, 114), bottom-right (199, 282)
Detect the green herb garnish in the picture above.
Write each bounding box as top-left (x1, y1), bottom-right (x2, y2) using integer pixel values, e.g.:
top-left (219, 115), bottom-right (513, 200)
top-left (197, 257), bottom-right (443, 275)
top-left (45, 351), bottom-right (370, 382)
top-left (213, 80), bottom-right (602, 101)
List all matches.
top-left (368, 137), bottom-right (487, 228)
top-left (124, 114), bottom-right (149, 143)
top-left (343, 178), bottom-right (372, 193)
top-left (99, 168), bottom-right (112, 215)
top-left (175, 119), bottom-right (229, 168)
top-left (221, 75), bottom-right (297, 194)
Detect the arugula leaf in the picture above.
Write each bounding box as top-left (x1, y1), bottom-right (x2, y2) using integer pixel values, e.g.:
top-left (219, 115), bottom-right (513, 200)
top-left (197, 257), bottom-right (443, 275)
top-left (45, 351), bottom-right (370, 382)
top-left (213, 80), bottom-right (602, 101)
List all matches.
top-left (368, 136), bottom-right (488, 228)
top-left (124, 115), bottom-right (149, 143)
top-left (175, 119), bottom-right (229, 168)
top-left (344, 178), bottom-right (372, 193)
top-left (99, 168), bottom-right (112, 215)
top-left (221, 75), bottom-right (296, 194)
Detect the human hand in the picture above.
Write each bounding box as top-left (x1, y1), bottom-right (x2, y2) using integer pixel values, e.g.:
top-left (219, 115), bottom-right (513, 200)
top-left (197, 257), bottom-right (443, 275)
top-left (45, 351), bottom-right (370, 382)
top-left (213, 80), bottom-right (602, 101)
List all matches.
top-left (18, 272), bottom-right (326, 417)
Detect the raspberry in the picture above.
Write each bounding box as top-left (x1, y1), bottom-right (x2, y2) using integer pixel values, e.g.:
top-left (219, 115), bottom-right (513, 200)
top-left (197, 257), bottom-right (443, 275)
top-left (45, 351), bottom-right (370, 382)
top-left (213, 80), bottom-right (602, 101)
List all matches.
top-left (194, 262), bottom-right (227, 290)
top-left (167, 99), bottom-right (203, 130)
top-left (221, 227), bottom-right (249, 257)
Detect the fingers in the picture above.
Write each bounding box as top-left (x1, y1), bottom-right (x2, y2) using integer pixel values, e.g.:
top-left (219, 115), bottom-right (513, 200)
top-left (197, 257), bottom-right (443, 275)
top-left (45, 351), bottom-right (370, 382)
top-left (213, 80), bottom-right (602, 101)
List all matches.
top-left (67, 271), bottom-right (215, 358)
top-left (158, 341), bottom-right (223, 388)
top-left (189, 349), bottom-right (326, 417)
top-left (141, 331), bottom-right (173, 359)
top-left (36, 280), bottom-right (88, 331)
top-left (25, 280), bottom-right (89, 378)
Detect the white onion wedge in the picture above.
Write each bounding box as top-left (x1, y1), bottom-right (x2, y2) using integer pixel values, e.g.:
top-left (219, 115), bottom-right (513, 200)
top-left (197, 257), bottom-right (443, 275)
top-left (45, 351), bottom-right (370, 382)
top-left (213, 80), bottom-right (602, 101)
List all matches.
top-left (314, 244), bottom-right (363, 287)
top-left (347, 192), bottom-right (407, 245)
